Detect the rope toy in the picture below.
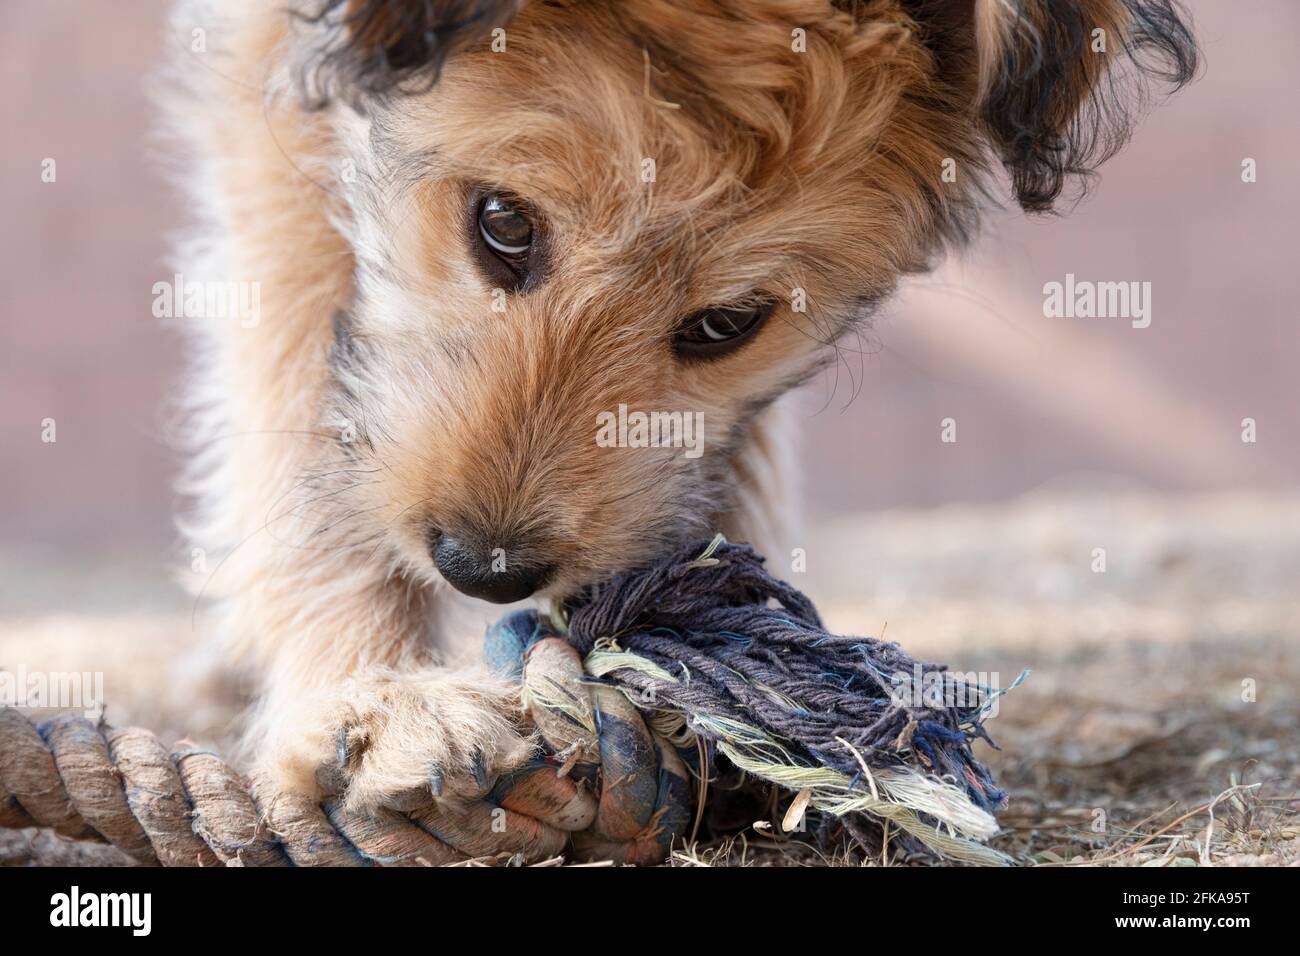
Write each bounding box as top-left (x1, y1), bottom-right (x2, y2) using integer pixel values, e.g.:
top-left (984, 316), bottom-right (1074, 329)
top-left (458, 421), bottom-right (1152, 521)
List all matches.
top-left (500, 535), bottom-right (1020, 865)
top-left (0, 536), bottom-right (1018, 865)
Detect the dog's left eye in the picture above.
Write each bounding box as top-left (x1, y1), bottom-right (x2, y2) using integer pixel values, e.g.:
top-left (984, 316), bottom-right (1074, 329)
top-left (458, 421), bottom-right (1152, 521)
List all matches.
top-left (478, 193), bottom-right (534, 261)
top-left (674, 303), bottom-right (771, 360)
top-left (472, 191), bottom-right (541, 293)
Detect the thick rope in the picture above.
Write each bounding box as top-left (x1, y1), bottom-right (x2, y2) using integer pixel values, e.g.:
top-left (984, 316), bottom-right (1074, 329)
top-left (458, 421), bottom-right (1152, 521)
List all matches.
top-left (0, 651), bottom-right (687, 866)
top-left (0, 705), bottom-right (647, 866)
top-left (0, 708), bottom-right (267, 866)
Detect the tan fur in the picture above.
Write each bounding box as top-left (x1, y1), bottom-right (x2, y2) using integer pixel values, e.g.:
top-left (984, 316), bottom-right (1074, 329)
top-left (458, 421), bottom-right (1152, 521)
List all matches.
top-left (164, 0), bottom-right (1192, 811)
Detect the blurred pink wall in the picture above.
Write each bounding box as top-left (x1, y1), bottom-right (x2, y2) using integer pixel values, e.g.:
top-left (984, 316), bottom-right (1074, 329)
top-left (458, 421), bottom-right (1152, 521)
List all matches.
top-left (798, 0), bottom-right (1300, 512)
top-left (2, 0), bottom-right (181, 558)
top-left (1, 0), bottom-right (1296, 563)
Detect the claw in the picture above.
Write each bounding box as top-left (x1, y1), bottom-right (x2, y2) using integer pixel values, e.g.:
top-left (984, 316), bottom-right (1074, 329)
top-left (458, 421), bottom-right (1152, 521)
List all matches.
top-left (471, 747), bottom-right (489, 791)
top-left (429, 765), bottom-right (444, 798)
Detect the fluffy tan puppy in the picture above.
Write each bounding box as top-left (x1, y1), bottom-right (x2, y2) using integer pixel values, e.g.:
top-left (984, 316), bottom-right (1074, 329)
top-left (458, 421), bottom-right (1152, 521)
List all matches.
top-left (164, 0), bottom-right (1195, 815)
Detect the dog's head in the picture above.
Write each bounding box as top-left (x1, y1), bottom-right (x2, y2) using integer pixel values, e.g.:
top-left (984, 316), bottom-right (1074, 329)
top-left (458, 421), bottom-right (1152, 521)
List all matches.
top-left (299, 0), bottom-right (1195, 602)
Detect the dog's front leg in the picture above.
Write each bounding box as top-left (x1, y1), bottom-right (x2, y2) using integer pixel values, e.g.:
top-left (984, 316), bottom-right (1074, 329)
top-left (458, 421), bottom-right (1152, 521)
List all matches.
top-left (232, 566), bottom-right (535, 814)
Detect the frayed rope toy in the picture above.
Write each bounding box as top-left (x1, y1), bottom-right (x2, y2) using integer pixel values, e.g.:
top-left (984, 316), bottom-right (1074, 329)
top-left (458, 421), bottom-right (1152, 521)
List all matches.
top-left (0, 536), bottom-right (1021, 866)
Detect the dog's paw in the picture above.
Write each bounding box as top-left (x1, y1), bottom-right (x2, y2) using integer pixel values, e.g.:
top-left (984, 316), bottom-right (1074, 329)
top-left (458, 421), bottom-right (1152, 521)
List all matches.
top-left (262, 668), bottom-right (536, 815)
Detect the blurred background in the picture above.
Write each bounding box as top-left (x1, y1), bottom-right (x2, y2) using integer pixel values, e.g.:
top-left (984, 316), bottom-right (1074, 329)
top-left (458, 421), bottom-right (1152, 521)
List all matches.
top-left (1, 0), bottom-right (1297, 864)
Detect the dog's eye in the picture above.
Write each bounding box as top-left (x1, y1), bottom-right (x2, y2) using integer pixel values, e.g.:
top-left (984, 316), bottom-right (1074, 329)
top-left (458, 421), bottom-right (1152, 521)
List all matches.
top-left (478, 193), bottom-right (533, 261)
top-left (471, 190), bottom-right (543, 293)
top-left (674, 303), bottom-right (771, 360)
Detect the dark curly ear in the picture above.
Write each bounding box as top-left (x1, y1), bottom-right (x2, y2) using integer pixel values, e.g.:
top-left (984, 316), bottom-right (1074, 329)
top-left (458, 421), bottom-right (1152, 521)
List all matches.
top-left (295, 0), bottom-right (524, 106)
top-left (906, 0), bottom-right (1198, 212)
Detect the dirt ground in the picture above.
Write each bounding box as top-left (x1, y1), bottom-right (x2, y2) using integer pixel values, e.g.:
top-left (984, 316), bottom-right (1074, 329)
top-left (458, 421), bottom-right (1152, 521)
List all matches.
top-left (2, 490), bottom-right (1296, 866)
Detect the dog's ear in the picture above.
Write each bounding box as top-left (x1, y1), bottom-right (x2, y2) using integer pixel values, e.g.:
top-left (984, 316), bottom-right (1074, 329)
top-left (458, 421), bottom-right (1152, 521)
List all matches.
top-left (296, 0), bottom-right (524, 106)
top-left (900, 0), bottom-right (1197, 212)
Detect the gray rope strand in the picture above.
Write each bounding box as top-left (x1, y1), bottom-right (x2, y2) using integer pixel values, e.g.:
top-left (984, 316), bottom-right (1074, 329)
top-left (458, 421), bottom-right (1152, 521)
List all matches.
top-left (560, 538), bottom-right (1010, 814)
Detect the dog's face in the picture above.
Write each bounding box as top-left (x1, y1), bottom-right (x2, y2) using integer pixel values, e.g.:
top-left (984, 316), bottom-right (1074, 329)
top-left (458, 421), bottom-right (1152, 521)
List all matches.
top-left (302, 0), bottom-right (1194, 602)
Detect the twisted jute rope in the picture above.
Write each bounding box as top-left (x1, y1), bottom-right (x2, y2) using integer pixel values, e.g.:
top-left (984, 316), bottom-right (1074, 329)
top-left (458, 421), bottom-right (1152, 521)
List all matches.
top-left (0, 706), bottom-right (497, 866)
top-left (0, 700), bottom-right (688, 867)
top-left (0, 635), bottom-right (689, 866)
top-left (0, 707), bottom-right (284, 867)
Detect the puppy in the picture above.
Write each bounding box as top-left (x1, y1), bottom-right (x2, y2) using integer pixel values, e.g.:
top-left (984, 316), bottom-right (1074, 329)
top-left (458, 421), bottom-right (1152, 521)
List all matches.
top-left (165, 0), bottom-right (1195, 815)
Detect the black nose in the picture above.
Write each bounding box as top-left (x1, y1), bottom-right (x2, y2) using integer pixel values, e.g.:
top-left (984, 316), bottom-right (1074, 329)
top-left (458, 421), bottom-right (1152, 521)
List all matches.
top-left (431, 533), bottom-right (553, 604)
